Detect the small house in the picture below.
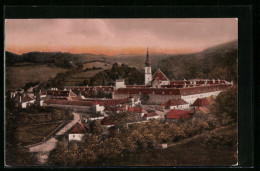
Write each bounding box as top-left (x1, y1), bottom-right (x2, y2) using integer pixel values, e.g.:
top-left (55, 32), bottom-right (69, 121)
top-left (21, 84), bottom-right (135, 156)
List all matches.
top-left (68, 122), bottom-right (89, 141)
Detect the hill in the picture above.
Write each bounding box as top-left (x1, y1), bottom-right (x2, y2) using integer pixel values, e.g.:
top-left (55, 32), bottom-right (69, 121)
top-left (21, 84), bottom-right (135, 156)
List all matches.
top-left (5, 51), bottom-right (109, 68)
top-left (158, 40), bottom-right (238, 82)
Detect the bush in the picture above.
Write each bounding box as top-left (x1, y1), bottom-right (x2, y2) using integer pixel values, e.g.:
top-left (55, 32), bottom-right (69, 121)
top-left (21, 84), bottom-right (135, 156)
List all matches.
top-left (203, 131), bottom-right (234, 149)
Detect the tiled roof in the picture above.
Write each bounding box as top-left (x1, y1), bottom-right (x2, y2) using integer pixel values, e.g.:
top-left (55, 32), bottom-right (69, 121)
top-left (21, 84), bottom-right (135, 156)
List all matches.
top-left (68, 122), bottom-right (89, 134)
top-left (152, 69), bottom-right (169, 81)
top-left (46, 90), bottom-right (77, 97)
top-left (101, 116), bottom-right (114, 126)
top-left (191, 97), bottom-right (215, 106)
top-left (166, 109), bottom-right (191, 119)
top-left (115, 88), bottom-right (181, 95)
top-left (162, 98), bottom-right (189, 106)
top-left (70, 86), bottom-right (114, 92)
top-left (143, 112), bottom-right (158, 118)
top-left (22, 95), bottom-right (34, 102)
top-left (196, 106), bottom-right (211, 114)
top-left (43, 98), bottom-right (129, 107)
top-left (115, 84), bottom-right (231, 96)
top-left (128, 106), bottom-right (147, 113)
top-left (43, 99), bottom-right (93, 106)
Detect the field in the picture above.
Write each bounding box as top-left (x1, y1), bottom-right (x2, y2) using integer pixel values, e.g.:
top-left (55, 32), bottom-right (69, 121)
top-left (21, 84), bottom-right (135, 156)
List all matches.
top-left (5, 63), bottom-right (68, 89)
top-left (64, 61), bottom-right (112, 85)
top-left (14, 123), bottom-right (63, 146)
top-left (103, 124), bottom-right (237, 166)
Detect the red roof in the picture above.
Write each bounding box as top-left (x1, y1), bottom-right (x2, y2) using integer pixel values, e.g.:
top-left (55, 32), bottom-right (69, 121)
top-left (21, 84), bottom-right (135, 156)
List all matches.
top-left (162, 98), bottom-right (188, 107)
top-left (115, 85), bottom-right (231, 96)
top-left (68, 122), bottom-right (89, 134)
top-left (196, 106), bottom-right (211, 114)
top-left (39, 92), bottom-right (46, 96)
top-left (191, 97), bottom-right (215, 106)
top-left (43, 99), bottom-right (93, 106)
top-left (128, 106), bottom-right (147, 113)
top-left (46, 90), bottom-right (77, 97)
top-left (101, 116), bottom-right (114, 126)
top-left (143, 112), bottom-right (158, 118)
top-left (93, 99), bottom-right (99, 105)
top-left (152, 69), bottom-right (169, 81)
top-left (166, 109), bottom-right (191, 119)
top-left (22, 95), bottom-right (34, 102)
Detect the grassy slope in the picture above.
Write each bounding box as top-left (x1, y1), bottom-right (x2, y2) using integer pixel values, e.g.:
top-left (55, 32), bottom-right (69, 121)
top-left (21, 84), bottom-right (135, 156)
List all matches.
top-left (15, 123), bottom-right (63, 146)
top-left (103, 124), bottom-right (237, 166)
top-left (63, 62), bottom-right (113, 85)
top-left (5, 64), bottom-right (68, 89)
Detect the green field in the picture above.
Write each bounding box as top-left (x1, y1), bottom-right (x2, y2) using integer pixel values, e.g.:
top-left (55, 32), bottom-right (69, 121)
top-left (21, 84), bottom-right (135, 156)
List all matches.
top-left (15, 123), bottom-right (63, 146)
top-left (103, 124), bottom-right (237, 166)
top-left (5, 64), bottom-right (68, 89)
top-left (64, 62), bottom-right (112, 85)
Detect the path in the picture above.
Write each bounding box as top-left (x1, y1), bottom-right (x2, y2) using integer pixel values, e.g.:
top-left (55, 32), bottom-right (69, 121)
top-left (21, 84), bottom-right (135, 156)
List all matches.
top-left (28, 112), bottom-right (80, 164)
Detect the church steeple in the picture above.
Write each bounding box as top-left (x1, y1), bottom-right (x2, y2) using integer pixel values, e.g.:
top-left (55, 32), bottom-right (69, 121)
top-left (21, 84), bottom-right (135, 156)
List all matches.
top-left (145, 47), bottom-right (151, 67)
top-left (144, 47), bottom-right (152, 85)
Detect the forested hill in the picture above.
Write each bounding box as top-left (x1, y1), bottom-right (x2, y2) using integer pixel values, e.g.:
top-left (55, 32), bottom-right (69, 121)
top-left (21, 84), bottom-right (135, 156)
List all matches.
top-left (5, 51), bottom-right (108, 68)
top-left (158, 40), bottom-right (238, 82)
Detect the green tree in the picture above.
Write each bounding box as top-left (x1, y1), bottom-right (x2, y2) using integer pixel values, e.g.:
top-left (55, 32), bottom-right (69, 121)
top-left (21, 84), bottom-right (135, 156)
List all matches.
top-left (212, 86), bottom-right (238, 125)
top-left (90, 120), bottom-right (104, 136)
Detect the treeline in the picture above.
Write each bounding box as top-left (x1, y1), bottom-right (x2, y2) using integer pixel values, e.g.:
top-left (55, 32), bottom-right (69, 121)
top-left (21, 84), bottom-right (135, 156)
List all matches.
top-left (48, 115), bottom-right (219, 166)
top-left (84, 63), bottom-right (144, 86)
top-left (5, 51), bottom-right (105, 68)
top-left (159, 40), bottom-right (238, 82)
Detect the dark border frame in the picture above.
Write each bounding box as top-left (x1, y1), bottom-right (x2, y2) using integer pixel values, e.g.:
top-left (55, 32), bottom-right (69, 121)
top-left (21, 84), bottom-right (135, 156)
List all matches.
top-left (2, 5), bottom-right (254, 168)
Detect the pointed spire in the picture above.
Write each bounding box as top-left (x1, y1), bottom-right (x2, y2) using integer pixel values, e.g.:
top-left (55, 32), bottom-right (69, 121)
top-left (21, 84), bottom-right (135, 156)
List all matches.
top-left (145, 47), bottom-right (151, 67)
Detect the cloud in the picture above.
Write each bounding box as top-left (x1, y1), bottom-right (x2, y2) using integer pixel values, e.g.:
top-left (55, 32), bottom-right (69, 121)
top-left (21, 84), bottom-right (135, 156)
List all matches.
top-left (5, 18), bottom-right (237, 55)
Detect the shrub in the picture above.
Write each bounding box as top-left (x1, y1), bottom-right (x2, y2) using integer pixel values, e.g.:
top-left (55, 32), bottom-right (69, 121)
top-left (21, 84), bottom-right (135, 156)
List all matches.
top-left (203, 131), bottom-right (234, 149)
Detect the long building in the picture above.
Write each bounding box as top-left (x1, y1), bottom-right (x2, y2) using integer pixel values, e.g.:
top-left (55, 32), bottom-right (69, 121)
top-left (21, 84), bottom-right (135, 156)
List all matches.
top-left (112, 48), bottom-right (232, 104)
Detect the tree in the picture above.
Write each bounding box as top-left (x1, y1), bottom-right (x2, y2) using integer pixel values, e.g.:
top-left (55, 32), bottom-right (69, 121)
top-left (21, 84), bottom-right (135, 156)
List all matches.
top-left (212, 86), bottom-right (238, 125)
top-left (90, 120), bottom-right (104, 136)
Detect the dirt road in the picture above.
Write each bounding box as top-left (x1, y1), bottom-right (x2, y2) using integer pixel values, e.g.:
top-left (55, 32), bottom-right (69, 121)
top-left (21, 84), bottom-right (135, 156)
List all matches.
top-left (28, 112), bottom-right (80, 164)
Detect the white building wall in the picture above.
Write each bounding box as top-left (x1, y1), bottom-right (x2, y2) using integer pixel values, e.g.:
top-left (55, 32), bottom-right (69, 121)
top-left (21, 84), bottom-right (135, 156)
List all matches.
top-left (181, 90), bottom-right (222, 104)
top-left (145, 67), bottom-right (152, 85)
top-left (115, 80), bottom-right (126, 89)
top-left (69, 134), bottom-right (84, 141)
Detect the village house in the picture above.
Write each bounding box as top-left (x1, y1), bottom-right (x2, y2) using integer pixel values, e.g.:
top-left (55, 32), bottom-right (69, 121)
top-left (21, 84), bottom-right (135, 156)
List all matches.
top-left (68, 121), bottom-right (89, 141)
top-left (161, 98), bottom-right (189, 109)
top-left (191, 96), bottom-right (215, 114)
top-left (165, 109), bottom-right (194, 122)
top-left (20, 95), bottom-right (36, 108)
top-left (142, 112), bottom-right (160, 120)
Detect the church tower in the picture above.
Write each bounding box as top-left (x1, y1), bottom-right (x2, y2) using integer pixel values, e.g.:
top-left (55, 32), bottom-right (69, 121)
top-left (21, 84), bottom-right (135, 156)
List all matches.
top-left (145, 48), bottom-right (152, 85)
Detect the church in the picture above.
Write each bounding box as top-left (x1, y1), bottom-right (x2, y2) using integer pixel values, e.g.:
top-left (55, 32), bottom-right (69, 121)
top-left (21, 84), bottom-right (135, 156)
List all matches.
top-left (113, 48), bottom-right (233, 104)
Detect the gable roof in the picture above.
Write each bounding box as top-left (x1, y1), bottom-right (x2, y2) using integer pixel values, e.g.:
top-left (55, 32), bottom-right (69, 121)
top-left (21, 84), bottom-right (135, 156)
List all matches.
top-left (143, 112), bottom-right (158, 118)
top-left (68, 122), bottom-right (89, 134)
top-left (196, 106), bottom-right (211, 114)
top-left (22, 95), bottom-right (34, 102)
top-left (166, 109), bottom-right (191, 119)
top-left (191, 97), bottom-right (215, 106)
top-left (162, 98), bottom-right (189, 107)
top-left (152, 69), bottom-right (169, 81)
top-left (46, 90), bottom-right (77, 97)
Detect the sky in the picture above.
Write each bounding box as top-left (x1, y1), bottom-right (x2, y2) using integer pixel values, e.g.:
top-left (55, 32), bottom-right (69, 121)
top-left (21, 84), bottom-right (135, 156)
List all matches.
top-left (5, 18), bottom-right (238, 55)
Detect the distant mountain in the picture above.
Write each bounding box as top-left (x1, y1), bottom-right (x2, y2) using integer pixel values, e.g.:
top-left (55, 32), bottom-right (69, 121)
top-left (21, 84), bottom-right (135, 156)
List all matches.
top-left (5, 51), bottom-right (110, 68)
top-left (5, 40), bottom-right (238, 82)
top-left (158, 40), bottom-right (238, 82)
